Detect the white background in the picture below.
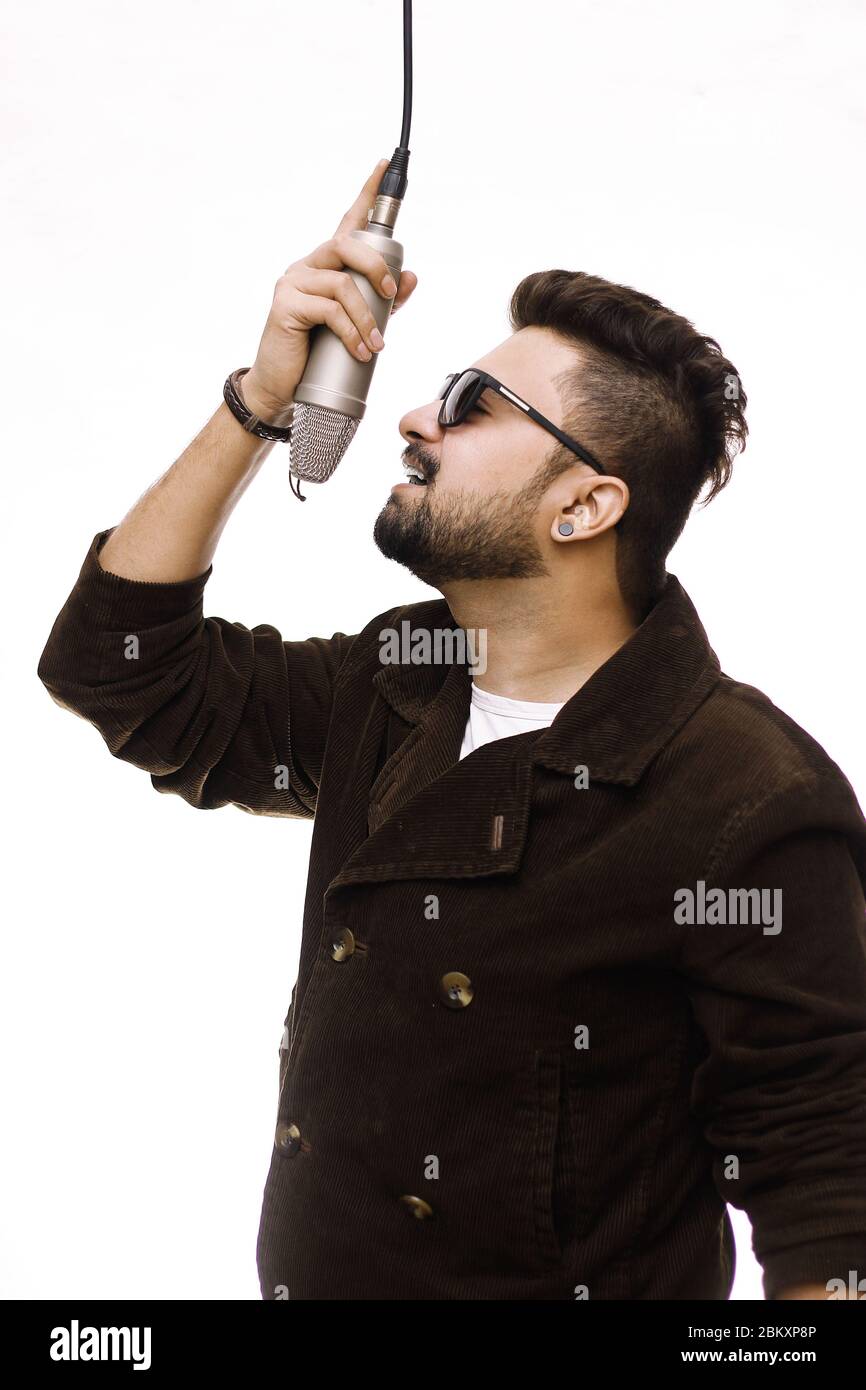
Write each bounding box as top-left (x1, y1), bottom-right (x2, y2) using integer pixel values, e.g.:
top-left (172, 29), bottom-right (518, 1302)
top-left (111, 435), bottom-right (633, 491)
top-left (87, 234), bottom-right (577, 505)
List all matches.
top-left (2, 0), bottom-right (864, 1300)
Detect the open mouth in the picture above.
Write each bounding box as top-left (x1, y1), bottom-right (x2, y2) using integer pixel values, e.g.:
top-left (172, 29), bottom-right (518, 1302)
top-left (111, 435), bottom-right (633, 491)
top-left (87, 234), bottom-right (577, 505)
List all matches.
top-left (401, 462), bottom-right (428, 486)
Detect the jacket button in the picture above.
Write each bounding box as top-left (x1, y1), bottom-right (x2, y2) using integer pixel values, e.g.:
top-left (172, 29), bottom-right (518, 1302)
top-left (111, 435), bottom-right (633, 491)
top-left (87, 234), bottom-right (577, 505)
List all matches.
top-left (399, 1194), bottom-right (434, 1220)
top-left (439, 971), bottom-right (473, 1008)
top-left (275, 1122), bottom-right (301, 1156)
top-left (330, 927), bottom-right (356, 961)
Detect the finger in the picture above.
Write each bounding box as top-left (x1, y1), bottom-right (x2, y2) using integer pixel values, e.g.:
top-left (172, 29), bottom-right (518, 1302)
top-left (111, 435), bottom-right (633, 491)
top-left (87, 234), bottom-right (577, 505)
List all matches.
top-left (293, 266), bottom-right (383, 354)
top-left (389, 270), bottom-right (418, 314)
top-left (306, 231), bottom-right (398, 302)
top-left (301, 293), bottom-right (377, 362)
top-left (334, 158), bottom-right (390, 237)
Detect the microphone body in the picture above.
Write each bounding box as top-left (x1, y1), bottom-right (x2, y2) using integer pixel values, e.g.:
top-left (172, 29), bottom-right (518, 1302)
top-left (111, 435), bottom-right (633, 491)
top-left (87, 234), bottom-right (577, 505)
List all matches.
top-left (289, 209), bottom-right (404, 485)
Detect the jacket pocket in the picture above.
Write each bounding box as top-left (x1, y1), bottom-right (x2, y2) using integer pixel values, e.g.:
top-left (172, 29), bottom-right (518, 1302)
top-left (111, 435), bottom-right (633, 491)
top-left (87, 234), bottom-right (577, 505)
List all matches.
top-left (532, 1049), bottom-right (578, 1266)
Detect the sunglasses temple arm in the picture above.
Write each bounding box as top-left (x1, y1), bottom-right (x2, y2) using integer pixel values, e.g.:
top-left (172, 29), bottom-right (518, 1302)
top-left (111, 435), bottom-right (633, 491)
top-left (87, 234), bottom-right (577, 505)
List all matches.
top-left (524, 406), bottom-right (604, 474)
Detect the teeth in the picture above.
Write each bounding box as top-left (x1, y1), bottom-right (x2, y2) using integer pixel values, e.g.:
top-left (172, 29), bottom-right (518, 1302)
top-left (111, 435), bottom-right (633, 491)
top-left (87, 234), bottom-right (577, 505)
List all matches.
top-left (402, 464), bottom-right (425, 481)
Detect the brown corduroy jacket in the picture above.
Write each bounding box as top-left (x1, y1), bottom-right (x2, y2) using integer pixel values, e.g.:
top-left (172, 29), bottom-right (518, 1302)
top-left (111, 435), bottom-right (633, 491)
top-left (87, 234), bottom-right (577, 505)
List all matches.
top-left (37, 527), bottom-right (866, 1300)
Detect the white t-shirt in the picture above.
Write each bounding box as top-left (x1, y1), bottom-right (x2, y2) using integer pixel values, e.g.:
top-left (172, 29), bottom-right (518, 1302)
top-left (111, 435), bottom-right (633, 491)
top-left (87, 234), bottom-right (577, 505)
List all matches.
top-left (458, 681), bottom-right (565, 760)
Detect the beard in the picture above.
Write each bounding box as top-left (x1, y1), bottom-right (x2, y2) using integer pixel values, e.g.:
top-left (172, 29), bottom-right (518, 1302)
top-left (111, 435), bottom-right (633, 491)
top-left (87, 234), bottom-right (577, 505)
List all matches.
top-left (372, 471), bottom-right (554, 585)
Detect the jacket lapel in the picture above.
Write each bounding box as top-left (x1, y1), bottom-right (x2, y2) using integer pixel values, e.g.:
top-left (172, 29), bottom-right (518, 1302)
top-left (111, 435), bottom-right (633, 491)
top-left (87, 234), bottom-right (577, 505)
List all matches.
top-left (326, 574), bottom-right (721, 891)
top-left (330, 648), bottom-right (536, 888)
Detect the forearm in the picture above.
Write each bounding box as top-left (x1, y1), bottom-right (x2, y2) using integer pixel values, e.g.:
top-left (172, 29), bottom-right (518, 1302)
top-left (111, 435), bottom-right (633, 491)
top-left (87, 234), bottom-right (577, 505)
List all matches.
top-left (98, 377), bottom-right (292, 583)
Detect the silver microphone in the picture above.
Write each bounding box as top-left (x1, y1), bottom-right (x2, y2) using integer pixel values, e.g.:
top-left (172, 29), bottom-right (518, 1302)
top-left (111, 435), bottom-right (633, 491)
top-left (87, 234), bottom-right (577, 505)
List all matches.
top-left (288, 0), bottom-right (413, 496)
top-left (288, 174), bottom-right (406, 491)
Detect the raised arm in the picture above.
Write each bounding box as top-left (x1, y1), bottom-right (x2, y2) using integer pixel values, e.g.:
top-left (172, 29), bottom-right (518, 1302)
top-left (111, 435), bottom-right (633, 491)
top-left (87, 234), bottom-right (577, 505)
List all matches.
top-left (37, 159), bottom-right (418, 814)
top-left (94, 155), bottom-right (416, 584)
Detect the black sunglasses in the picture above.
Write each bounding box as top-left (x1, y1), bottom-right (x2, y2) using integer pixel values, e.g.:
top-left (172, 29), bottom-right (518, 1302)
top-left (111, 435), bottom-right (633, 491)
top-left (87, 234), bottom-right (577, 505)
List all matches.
top-left (437, 369), bottom-right (605, 474)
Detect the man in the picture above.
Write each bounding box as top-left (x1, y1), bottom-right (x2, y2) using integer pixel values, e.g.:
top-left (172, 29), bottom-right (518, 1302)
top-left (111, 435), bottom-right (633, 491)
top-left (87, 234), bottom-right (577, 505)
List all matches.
top-left (38, 161), bottom-right (866, 1300)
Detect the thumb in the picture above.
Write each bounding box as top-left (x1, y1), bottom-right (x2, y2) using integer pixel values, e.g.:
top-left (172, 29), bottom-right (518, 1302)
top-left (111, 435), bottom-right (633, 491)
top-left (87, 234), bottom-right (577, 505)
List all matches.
top-left (335, 158), bottom-right (390, 236)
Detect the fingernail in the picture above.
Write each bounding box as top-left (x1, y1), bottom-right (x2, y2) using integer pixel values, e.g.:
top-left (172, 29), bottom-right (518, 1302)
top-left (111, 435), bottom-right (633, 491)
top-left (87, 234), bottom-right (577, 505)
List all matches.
top-left (370, 328), bottom-right (385, 349)
top-left (382, 275), bottom-right (397, 296)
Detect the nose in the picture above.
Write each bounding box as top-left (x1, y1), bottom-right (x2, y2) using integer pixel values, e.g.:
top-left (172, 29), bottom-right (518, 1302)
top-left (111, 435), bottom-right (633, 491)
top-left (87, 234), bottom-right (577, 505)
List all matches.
top-left (398, 399), bottom-right (446, 449)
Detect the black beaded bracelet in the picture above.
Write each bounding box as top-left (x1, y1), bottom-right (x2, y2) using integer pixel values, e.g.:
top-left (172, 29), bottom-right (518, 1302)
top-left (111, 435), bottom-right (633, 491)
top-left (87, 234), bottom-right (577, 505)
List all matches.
top-left (223, 368), bottom-right (293, 442)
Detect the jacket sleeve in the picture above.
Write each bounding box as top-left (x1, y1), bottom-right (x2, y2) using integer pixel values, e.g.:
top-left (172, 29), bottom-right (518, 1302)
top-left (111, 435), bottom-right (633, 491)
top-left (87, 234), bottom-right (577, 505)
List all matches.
top-left (677, 768), bottom-right (866, 1300)
top-left (37, 527), bottom-right (358, 817)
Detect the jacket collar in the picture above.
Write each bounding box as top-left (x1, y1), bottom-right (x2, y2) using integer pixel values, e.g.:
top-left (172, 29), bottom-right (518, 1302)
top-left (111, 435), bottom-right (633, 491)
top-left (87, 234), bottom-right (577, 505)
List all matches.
top-left (327, 573), bottom-right (720, 892)
top-left (371, 572), bottom-right (721, 787)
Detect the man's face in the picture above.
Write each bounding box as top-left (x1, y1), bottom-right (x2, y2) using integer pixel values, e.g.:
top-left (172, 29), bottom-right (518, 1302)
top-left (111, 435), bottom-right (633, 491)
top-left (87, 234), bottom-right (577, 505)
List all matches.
top-left (372, 326), bottom-right (592, 587)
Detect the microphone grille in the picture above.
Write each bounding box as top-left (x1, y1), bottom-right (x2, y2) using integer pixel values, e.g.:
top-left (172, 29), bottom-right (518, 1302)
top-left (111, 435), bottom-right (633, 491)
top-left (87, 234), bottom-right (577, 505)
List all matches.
top-left (289, 403), bottom-right (361, 484)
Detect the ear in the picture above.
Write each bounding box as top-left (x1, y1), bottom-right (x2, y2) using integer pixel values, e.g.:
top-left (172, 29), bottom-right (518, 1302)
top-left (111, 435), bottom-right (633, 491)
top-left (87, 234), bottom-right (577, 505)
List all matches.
top-left (551, 477), bottom-right (630, 543)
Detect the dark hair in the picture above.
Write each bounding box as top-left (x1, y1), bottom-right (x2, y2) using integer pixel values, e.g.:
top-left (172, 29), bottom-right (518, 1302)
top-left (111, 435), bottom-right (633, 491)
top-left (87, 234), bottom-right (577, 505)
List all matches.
top-left (508, 269), bottom-right (748, 619)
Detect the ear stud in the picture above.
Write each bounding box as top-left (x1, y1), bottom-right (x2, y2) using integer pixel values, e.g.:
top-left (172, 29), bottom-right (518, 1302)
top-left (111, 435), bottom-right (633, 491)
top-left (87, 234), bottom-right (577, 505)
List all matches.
top-left (558, 522), bottom-right (574, 536)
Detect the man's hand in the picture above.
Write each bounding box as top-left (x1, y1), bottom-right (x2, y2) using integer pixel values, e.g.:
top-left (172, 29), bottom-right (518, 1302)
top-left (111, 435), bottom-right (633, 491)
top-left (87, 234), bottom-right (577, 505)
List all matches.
top-left (244, 157), bottom-right (419, 421)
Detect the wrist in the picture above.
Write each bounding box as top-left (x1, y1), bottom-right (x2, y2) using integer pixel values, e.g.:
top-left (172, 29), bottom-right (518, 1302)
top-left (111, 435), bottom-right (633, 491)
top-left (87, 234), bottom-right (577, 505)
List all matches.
top-left (239, 371), bottom-right (294, 427)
